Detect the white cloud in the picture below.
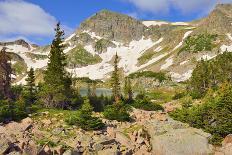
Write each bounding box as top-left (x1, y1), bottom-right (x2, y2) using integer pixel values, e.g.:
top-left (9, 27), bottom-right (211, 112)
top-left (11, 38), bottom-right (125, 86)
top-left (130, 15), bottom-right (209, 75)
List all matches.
top-left (0, 0), bottom-right (57, 37)
top-left (0, 0), bottom-right (74, 44)
top-left (125, 0), bottom-right (232, 15)
top-left (127, 0), bottom-right (169, 14)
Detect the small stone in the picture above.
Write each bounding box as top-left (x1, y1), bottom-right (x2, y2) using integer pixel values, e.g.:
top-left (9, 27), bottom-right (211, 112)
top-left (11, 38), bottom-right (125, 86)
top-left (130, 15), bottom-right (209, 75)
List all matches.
top-left (41, 119), bottom-right (52, 126)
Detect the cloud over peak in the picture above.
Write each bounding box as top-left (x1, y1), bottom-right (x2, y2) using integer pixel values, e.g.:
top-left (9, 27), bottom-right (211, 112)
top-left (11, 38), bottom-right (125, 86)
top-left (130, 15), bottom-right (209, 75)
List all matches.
top-left (0, 0), bottom-right (57, 37)
top-left (126, 0), bottom-right (232, 15)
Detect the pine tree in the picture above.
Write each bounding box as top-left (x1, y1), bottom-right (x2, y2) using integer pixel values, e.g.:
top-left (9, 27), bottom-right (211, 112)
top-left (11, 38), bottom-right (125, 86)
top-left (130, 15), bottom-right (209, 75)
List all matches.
top-left (25, 68), bottom-right (36, 105)
top-left (40, 23), bottom-right (72, 108)
top-left (111, 53), bottom-right (121, 103)
top-left (124, 77), bottom-right (133, 101)
top-left (66, 99), bottom-right (104, 130)
top-left (0, 47), bottom-right (12, 99)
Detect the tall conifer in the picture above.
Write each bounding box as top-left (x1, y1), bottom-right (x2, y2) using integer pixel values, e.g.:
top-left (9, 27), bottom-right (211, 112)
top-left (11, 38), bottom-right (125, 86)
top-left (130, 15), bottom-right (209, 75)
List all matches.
top-left (111, 53), bottom-right (121, 103)
top-left (25, 68), bottom-right (36, 104)
top-left (40, 23), bottom-right (72, 108)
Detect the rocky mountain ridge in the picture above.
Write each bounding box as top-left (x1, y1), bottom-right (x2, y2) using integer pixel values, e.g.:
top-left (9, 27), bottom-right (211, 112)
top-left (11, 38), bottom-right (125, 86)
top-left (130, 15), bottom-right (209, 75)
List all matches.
top-left (0, 4), bottom-right (231, 84)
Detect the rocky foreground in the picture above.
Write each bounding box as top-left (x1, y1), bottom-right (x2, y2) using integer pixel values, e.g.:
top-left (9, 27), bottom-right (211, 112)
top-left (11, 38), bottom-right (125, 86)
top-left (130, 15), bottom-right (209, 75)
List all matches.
top-left (0, 108), bottom-right (231, 155)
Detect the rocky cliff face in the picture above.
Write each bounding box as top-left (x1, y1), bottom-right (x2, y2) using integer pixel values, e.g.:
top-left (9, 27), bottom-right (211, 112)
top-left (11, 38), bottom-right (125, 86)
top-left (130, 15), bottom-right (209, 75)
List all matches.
top-left (194, 4), bottom-right (232, 34)
top-left (77, 10), bottom-right (148, 43)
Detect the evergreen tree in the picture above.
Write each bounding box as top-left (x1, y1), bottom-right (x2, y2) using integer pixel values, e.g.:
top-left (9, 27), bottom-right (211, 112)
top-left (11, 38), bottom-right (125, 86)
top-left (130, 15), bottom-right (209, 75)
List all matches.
top-left (0, 47), bottom-right (12, 99)
top-left (111, 53), bottom-right (121, 103)
top-left (66, 99), bottom-right (104, 130)
top-left (24, 68), bottom-right (36, 105)
top-left (124, 77), bottom-right (133, 101)
top-left (40, 23), bottom-right (72, 108)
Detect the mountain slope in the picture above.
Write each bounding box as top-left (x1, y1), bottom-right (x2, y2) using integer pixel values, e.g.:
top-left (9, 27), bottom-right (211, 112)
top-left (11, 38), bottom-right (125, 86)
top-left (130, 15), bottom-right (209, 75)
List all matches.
top-left (1, 4), bottom-right (232, 83)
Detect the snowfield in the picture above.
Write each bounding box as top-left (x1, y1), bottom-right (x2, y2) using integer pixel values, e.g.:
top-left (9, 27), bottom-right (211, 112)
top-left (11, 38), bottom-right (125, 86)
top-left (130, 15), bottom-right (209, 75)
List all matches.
top-left (173, 31), bottom-right (193, 51)
top-left (220, 33), bottom-right (232, 52)
top-left (68, 37), bottom-right (163, 79)
top-left (171, 22), bottom-right (189, 26)
top-left (142, 21), bottom-right (169, 27)
top-left (2, 45), bottom-right (48, 70)
top-left (160, 57), bottom-right (173, 70)
top-left (170, 70), bottom-right (193, 82)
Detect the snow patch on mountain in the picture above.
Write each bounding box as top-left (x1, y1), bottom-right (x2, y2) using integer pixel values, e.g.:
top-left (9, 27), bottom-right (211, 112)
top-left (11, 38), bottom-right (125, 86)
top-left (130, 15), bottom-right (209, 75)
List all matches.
top-left (180, 60), bottom-right (189, 65)
top-left (160, 57), bottom-right (173, 70)
top-left (2, 44), bottom-right (48, 70)
top-left (83, 30), bottom-right (103, 40)
top-left (142, 21), bottom-right (168, 27)
top-left (68, 37), bottom-right (163, 79)
top-left (197, 54), bottom-right (217, 61)
top-left (171, 70), bottom-right (193, 82)
top-left (154, 46), bottom-right (163, 52)
top-left (227, 33), bottom-right (232, 41)
top-left (173, 31), bottom-right (193, 51)
top-left (171, 22), bottom-right (189, 26)
top-left (65, 33), bottom-right (76, 42)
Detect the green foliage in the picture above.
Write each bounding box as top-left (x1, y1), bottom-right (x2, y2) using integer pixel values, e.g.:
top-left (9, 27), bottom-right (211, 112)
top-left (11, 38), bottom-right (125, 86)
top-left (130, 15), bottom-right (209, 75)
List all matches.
top-left (138, 49), bottom-right (155, 65)
top-left (67, 44), bottom-right (102, 67)
top-left (111, 53), bottom-right (121, 103)
top-left (190, 52), bottom-right (232, 98)
top-left (25, 52), bottom-right (48, 60)
top-left (170, 83), bottom-right (232, 145)
top-left (172, 92), bottom-right (186, 100)
top-left (89, 95), bottom-right (112, 112)
top-left (129, 71), bottom-right (167, 83)
top-left (180, 33), bottom-right (217, 53)
top-left (0, 99), bottom-right (27, 122)
top-left (40, 23), bottom-right (72, 108)
top-left (95, 39), bottom-right (115, 54)
top-left (24, 68), bottom-right (36, 105)
top-left (103, 102), bottom-right (130, 122)
top-left (12, 61), bottom-right (27, 75)
top-left (66, 99), bottom-right (104, 130)
top-left (123, 77), bottom-right (133, 102)
top-left (180, 95), bottom-right (193, 109)
top-left (133, 94), bottom-right (164, 111)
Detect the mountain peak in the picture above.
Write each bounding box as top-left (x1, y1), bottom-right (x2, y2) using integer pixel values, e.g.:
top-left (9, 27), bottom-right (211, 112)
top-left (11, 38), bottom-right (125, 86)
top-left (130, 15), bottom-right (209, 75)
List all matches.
top-left (77, 9), bottom-right (146, 42)
top-left (215, 3), bottom-right (232, 10)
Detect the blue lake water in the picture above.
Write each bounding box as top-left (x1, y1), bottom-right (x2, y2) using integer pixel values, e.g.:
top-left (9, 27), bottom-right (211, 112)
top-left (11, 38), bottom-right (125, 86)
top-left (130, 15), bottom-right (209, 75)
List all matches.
top-left (79, 88), bottom-right (112, 96)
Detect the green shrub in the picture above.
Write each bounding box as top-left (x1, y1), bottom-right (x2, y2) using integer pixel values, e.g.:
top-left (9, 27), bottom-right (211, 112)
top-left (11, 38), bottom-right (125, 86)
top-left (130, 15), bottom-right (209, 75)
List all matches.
top-left (0, 99), bottom-right (28, 122)
top-left (103, 102), bottom-right (130, 122)
top-left (66, 99), bottom-right (104, 130)
top-left (128, 71), bottom-right (167, 83)
top-left (180, 95), bottom-right (193, 109)
top-left (132, 99), bottom-right (164, 111)
top-left (172, 92), bottom-right (186, 100)
top-left (179, 33), bottom-right (217, 53)
top-left (170, 83), bottom-right (232, 145)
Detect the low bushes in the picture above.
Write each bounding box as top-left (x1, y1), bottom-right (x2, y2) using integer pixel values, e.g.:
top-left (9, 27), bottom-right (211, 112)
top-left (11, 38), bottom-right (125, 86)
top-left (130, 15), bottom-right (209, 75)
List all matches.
top-left (66, 99), bottom-right (104, 130)
top-left (103, 102), bottom-right (130, 122)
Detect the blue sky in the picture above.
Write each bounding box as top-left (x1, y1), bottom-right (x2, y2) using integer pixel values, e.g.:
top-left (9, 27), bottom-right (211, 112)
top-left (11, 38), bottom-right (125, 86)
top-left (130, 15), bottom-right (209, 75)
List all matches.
top-left (0, 0), bottom-right (231, 45)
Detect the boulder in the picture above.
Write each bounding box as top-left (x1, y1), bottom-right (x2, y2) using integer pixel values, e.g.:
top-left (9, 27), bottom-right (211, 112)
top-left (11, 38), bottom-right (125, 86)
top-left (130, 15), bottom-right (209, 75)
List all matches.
top-left (220, 134), bottom-right (232, 155)
top-left (0, 138), bottom-right (11, 154)
top-left (107, 127), bottom-right (116, 138)
top-left (115, 132), bottom-right (133, 148)
top-left (150, 128), bottom-right (213, 155)
top-left (97, 148), bottom-right (119, 155)
top-left (222, 134), bottom-right (232, 146)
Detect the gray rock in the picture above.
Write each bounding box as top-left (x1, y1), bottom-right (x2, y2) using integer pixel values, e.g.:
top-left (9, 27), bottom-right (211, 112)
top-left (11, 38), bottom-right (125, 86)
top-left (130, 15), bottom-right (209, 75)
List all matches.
top-left (77, 10), bottom-right (147, 43)
top-left (0, 138), bottom-right (11, 154)
top-left (148, 122), bottom-right (213, 155)
top-left (97, 148), bottom-right (120, 155)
